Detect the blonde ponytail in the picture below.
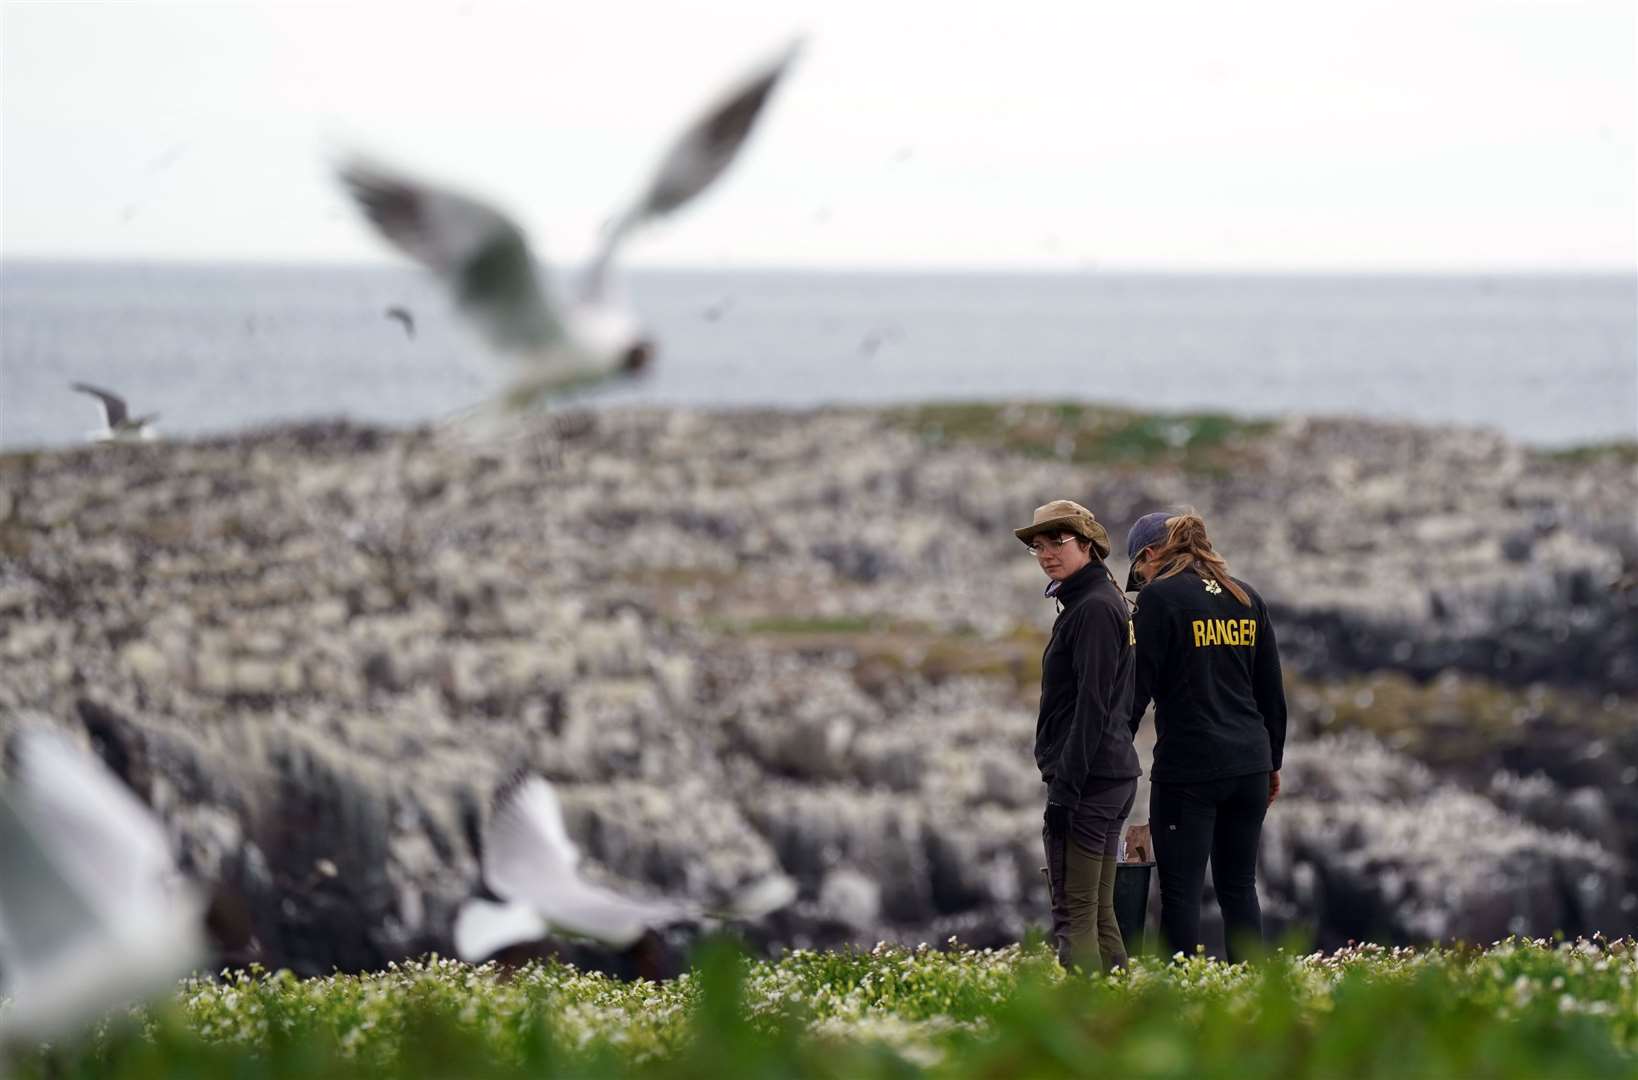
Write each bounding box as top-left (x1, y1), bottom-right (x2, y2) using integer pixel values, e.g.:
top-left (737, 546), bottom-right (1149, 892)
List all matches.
top-left (1147, 511), bottom-right (1251, 606)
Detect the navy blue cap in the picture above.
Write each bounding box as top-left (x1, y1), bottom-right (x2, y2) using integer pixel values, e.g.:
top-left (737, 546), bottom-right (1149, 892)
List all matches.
top-left (1124, 512), bottom-right (1173, 592)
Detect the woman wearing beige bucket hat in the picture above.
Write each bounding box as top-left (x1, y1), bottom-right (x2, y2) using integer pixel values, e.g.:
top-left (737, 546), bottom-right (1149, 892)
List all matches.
top-left (1015, 500), bottom-right (1141, 974)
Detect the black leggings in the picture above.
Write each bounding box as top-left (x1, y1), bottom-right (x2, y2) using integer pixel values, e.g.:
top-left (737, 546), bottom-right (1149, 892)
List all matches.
top-left (1150, 771), bottom-right (1269, 963)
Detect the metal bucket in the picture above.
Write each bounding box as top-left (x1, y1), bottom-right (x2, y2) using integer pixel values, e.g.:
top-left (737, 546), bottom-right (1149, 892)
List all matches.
top-left (1113, 861), bottom-right (1154, 956)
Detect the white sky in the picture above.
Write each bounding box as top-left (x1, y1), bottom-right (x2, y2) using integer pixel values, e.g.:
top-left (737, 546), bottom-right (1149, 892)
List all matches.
top-left (2, 0), bottom-right (1634, 270)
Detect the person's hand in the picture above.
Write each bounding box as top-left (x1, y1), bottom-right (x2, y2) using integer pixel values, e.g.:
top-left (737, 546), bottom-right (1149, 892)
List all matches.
top-left (1045, 802), bottom-right (1070, 835)
top-left (1267, 770), bottom-right (1281, 807)
top-left (1123, 823), bottom-right (1153, 863)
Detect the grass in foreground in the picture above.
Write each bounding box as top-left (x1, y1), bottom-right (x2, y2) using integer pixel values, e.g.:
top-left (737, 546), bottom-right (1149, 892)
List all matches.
top-left (9, 937), bottom-right (1637, 1079)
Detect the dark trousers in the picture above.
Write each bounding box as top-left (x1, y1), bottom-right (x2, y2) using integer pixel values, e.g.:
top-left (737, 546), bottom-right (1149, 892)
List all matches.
top-left (1150, 771), bottom-right (1268, 964)
top-left (1042, 777), bottom-right (1137, 973)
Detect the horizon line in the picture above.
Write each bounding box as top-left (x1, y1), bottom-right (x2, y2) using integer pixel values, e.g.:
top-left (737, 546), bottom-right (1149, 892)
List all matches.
top-left (3, 253), bottom-right (1634, 278)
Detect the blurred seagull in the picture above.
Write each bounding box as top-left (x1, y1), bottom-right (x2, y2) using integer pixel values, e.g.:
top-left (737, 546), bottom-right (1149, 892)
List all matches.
top-left (385, 305), bottom-right (416, 339)
top-left (453, 771), bottom-right (795, 961)
top-left (71, 383), bottom-right (159, 443)
top-left (700, 295), bottom-right (735, 323)
top-left (338, 39), bottom-right (800, 415)
top-left (0, 727), bottom-right (205, 1041)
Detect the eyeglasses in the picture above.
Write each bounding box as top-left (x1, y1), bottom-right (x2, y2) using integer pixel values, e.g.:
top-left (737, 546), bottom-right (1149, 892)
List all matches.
top-left (1026, 535), bottom-right (1079, 557)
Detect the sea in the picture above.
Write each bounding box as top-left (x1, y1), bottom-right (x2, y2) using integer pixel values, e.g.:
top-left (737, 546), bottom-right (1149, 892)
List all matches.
top-left (2, 261), bottom-right (1633, 451)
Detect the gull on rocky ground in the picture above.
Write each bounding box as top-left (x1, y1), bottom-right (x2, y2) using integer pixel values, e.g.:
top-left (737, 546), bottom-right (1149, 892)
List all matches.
top-left (338, 40), bottom-right (800, 419)
top-left (0, 727), bottom-right (205, 1042)
top-left (454, 771), bottom-right (795, 961)
top-left (70, 383), bottom-right (159, 443)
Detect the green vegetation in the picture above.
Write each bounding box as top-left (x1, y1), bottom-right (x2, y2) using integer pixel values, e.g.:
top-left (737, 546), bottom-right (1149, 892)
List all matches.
top-left (706, 616), bottom-right (1047, 694)
top-left (10, 938), bottom-right (1636, 1078)
top-left (712, 614), bottom-right (894, 636)
top-left (1537, 441), bottom-right (1638, 467)
top-left (889, 403), bottom-right (1276, 472)
top-left (1288, 671), bottom-right (1638, 765)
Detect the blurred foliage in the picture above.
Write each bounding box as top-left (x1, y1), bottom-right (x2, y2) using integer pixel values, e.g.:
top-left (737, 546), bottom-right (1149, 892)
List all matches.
top-left (1288, 671), bottom-right (1638, 764)
top-left (713, 614), bottom-right (896, 636)
top-left (695, 614), bottom-right (1047, 694)
top-left (890, 403), bottom-right (1276, 472)
top-left (8, 937), bottom-right (1636, 1079)
top-left (1536, 441), bottom-right (1638, 467)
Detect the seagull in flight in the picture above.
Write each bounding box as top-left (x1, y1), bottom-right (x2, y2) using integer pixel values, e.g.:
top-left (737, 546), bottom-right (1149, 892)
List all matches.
top-left (0, 727), bottom-right (205, 1042)
top-left (453, 771), bottom-right (795, 961)
top-left (70, 383), bottom-right (159, 443)
top-left (385, 305), bottom-right (416, 339)
top-left (338, 40), bottom-right (800, 415)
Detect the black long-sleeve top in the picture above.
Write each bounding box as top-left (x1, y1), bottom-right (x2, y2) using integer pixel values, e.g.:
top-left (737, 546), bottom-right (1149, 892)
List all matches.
top-left (1130, 570), bottom-right (1287, 784)
top-left (1034, 561), bottom-right (1141, 805)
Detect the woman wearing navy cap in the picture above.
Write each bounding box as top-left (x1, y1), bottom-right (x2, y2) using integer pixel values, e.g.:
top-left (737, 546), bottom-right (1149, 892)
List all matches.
top-left (1125, 510), bottom-right (1287, 962)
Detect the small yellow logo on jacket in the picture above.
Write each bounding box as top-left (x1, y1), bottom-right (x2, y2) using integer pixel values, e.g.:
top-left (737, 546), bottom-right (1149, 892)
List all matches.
top-left (1191, 618), bottom-right (1256, 647)
top-left (1203, 578), bottom-right (1223, 595)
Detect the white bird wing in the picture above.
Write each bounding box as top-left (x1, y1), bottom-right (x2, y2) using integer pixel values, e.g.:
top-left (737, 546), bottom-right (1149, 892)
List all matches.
top-left (580, 39), bottom-right (801, 302)
top-left (481, 773), bottom-right (696, 948)
top-left (720, 874), bottom-right (798, 921)
top-left (8, 727), bottom-right (179, 921)
top-left (0, 789), bottom-right (106, 980)
top-left (70, 382), bottom-right (128, 428)
top-left (482, 772), bottom-right (581, 879)
top-left (338, 160), bottom-right (568, 359)
top-left (522, 873), bottom-right (696, 949)
top-left (0, 733), bottom-right (205, 1042)
top-left (452, 897), bottom-right (546, 962)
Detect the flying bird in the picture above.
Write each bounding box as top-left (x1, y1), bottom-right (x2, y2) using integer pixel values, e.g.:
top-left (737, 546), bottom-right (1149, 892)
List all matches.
top-left (385, 305), bottom-right (416, 339)
top-left (453, 771), bottom-right (794, 961)
top-left (338, 39), bottom-right (800, 415)
top-left (70, 383), bottom-right (159, 442)
top-left (856, 326), bottom-right (902, 358)
top-left (0, 727), bottom-right (205, 1042)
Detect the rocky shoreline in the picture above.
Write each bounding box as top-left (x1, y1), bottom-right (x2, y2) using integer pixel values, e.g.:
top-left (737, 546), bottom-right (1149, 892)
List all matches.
top-left (1, 404), bottom-right (1634, 972)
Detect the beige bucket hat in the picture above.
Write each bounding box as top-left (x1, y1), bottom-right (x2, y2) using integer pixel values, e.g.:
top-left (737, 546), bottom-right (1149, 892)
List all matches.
top-left (1014, 499), bottom-right (1111, 558)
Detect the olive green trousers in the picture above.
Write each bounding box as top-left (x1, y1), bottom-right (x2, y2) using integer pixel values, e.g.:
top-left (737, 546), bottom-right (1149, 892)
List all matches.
top-left (1043, 778), bottom-right (1136, 973)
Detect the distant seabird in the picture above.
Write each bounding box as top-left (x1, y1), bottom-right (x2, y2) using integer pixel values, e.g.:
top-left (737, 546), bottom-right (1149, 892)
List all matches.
top-left (453, 771), bottom-right (795, 961)
top-left (70, 383), bottom-right (159, 442)
top-left (338, 39), bottom-right (800, 415)
top-left (0, 727), bottom-right (205, 1042)
top-left (857, 326), bottom-right (901, 357)
top-left (385, 305), bottom-right (416, 339)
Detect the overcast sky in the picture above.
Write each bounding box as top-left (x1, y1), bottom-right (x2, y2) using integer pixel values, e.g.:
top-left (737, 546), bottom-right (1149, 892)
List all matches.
top-left (3, 0), bottom-right (1634, 270)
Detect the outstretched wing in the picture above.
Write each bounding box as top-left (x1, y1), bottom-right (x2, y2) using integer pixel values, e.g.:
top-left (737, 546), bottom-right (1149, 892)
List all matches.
top-left (481, 773), bottom-right (695, 948)
top-left (452, 897), bottom-right (546, 962)
top-left (339, 160), bottom-right (564, 355)
top-left (8, 727), bottom-right (179, 922)
top-left (70, 383), bottom-right (128, 428)
top-left (482, 771), bottom-right (581, 886)
top-left (0, 790), bottom-right (105, 979)
top-left (581, 39), bottom-right (801, 301)
top-left (719, 874), bottom-right (798, 921)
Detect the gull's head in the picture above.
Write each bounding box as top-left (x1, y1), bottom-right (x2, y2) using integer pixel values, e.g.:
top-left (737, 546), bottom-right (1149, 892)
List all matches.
top-left (621, 340), bottom-right (656, 377)
top-left (567, 303), bottom-right (653, 381)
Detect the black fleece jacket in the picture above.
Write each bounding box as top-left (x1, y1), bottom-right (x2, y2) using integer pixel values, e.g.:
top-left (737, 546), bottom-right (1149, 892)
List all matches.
top-left (1034, 561), bottom-right (1141, 805)
top-left (1130, 570), bottom-right (1287, 783)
